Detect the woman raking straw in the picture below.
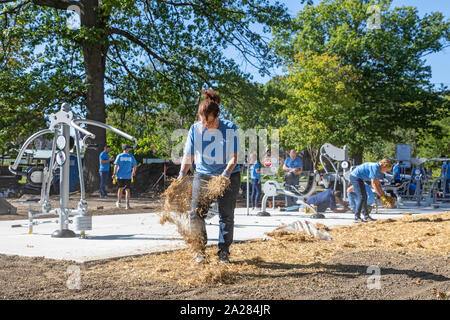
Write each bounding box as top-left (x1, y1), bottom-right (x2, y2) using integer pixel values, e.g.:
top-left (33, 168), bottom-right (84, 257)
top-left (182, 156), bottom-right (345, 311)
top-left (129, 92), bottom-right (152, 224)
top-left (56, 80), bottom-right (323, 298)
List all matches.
top-left (178, 89), bottom-right (241, 264)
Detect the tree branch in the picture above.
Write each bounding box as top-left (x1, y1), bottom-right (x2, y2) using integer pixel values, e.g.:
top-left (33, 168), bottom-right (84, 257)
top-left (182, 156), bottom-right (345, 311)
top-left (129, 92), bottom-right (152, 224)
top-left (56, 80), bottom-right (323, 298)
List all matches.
top-left (31, 0), bottom-right (81, 10)
top-left (0, 0), bottom-right (30, 15)
top-left (109, 27), bottom-right (210, 86)
top-left (158, 0), bottom-right (193, 6)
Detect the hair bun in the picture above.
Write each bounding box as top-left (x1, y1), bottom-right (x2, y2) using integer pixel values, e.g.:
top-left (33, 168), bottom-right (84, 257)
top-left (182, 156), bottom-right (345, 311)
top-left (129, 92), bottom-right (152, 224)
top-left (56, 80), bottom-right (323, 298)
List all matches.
top-left (202, 89), bottom-right (221, 105)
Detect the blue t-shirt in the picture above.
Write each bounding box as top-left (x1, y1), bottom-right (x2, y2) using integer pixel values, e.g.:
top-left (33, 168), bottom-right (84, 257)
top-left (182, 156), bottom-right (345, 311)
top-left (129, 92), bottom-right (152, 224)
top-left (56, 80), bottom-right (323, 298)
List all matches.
top-left (284, 157), bottom-right (303, 169)
top-left (306, 189), bottom-right (336, 212)
top-left (184, 119), bottom-right (241, 175)
top-left (351, 162), bottom-right (381, 181)
top-left (114, 153), bottom-right (137, 179)
top-left (441, 162), bottom-right (450, 179)
top-left (393, 164), bottom-right (401, 182)
top-left (251, 161), bottom-right (261, 180)
top-left (99, 151), bottom-right (110, 172)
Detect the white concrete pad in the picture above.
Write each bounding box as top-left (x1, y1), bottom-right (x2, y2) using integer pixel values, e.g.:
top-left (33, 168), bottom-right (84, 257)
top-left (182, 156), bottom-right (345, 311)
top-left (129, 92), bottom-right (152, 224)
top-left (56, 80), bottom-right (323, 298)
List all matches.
top-left (0, 201), bottom-right (448, 263)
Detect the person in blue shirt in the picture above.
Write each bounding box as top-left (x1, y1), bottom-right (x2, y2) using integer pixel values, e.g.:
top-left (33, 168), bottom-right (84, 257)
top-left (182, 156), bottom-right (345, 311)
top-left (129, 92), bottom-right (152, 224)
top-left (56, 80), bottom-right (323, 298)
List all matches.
top-left (113, 144), bottom-right (137, 210)
top-left (306, 189), bottom-right (349, 213)
top-left (440, 157), bottom-right (450, 193)
top-left (392, 161), bottom-right (402, 184)
top-left (249, 152), bottom-right (262, 210)
top-left (349, 159), bottom-right (392, 222)
top-left (99, 145), bottom-right (114, 198)
top-left (178, 89), bottom-right (240, 264)
top-left (283, 149), bottom-right (303, 207)
top-left (347, 183), bottom-right (375, 213)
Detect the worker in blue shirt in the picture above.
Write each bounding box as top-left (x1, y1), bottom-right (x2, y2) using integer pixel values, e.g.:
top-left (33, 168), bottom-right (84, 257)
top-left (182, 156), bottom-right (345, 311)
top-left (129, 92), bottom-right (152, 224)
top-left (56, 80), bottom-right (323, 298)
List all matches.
top-left (349, 159), bottom-right (393, 222)
top-left (392, 161), bottom-right (402, 184)
top-left (113, 144), bottom-right (137, 210)
top-left (440, 157), bottom-right (450, 193)
top-left (249, 153), bottom-right (262, 210)
top-left (178, 89), bottom-right (240, 264)
top-left (347, 183), bottom-right (375, 213)
top-left (306, 189), bottom-right (349, 213)
top-left (283, 149), bottom-right (303, 207)
top-left (99, 145), bottom-right (114, 198)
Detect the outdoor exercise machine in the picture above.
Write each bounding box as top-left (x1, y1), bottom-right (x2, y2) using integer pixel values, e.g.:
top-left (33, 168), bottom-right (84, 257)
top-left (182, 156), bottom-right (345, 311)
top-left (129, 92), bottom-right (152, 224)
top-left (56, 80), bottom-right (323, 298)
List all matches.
top-left (319, 143), bottom-right (350, 201)
top-left (256, 171), bottom-right (320, 217)
top-left (425, 157), bottom-right (450, 206)
top-left (8, 103), bottom-right (137, 238)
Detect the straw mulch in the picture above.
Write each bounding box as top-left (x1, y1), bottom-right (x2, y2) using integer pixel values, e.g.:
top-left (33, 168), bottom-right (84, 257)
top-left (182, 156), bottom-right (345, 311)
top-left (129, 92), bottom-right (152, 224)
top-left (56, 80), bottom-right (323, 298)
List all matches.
top-left (158, 175), bottom-right (231, 252)
top-left (90, 212), bottom-right (450, 287)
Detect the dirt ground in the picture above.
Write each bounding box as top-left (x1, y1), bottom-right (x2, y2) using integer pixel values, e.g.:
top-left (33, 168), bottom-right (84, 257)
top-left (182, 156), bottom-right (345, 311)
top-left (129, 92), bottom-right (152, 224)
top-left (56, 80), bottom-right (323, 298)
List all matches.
top-left (0, 192), bottom-right (163, 221)
top-left (0, 188), bottom-right (252, 221)
top-left (0, 210), bottom-right (448, 300)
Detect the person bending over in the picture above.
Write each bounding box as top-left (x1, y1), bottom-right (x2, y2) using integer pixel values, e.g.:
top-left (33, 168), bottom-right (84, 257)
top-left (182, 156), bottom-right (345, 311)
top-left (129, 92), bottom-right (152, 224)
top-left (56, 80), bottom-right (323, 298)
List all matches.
top-left (349, 158), bottom-right (393, 222)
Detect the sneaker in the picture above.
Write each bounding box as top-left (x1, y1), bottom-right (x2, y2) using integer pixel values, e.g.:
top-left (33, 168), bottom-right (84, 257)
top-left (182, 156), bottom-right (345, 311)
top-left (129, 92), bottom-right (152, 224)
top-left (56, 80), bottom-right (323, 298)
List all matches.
top-left (125, 203), bottom-right (131, 210)
top-left (354, 216), bottom-right (364, 223)
top-left (364, 215), bottom-right (376, 222)
top-left (195, 253), bottom-right (206, 264)
top-left (116, 201), bottom-right (121, 208)
top-left (218, 251), bottom-right (230, 263)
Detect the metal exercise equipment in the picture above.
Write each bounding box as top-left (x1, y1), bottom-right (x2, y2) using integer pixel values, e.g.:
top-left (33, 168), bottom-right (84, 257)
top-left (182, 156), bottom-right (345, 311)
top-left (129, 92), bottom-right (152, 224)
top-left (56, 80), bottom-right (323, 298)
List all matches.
top-left (256, 171), bottom-right (319, 217)
top-left (383, 157), bottom-right (435, 208)
top-left (425, 158), bottom-right (450, 206)
top-left (319, 143), bottom-right (350, 201)
top-left (8, 103), bottom-right (137, 238)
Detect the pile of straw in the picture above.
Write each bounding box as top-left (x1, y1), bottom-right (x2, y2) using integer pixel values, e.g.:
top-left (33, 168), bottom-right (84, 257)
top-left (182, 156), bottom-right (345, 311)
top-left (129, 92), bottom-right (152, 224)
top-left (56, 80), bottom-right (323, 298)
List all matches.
top-left (91, 212), bottom-right (449, 287)
top-left (159, 175), bottom-right (231, 252)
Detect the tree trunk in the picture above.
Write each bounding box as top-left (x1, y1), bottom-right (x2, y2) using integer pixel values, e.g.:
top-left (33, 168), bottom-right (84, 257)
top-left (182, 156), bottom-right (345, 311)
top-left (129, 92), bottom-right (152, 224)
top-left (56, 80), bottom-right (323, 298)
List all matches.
top-left (81, 0), bottom-right (109, 193)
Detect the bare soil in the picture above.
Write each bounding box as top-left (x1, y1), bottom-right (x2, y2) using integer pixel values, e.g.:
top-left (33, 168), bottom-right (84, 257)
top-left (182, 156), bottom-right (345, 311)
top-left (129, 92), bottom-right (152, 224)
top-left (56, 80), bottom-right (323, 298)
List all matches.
top-left (0, 192), bottom-right (163, 221)
top-left (0, 211), bottom-right (448, 300)
top-left (0, 188), bottom-right (251, 221)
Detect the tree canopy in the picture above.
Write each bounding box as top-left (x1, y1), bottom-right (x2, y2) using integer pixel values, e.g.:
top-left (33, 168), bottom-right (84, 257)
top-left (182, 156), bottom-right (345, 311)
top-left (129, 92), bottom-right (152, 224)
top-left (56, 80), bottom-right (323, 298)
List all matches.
top-left (0, 0), bottom-right (294, 189)
top-left (271, 0), bottom-right (450, 161)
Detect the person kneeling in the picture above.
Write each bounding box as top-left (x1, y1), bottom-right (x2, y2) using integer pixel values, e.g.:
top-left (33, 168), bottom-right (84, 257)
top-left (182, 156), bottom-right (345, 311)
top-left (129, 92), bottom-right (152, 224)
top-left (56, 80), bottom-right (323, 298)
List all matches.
top-left (305, 189), bottom-right (349, 214)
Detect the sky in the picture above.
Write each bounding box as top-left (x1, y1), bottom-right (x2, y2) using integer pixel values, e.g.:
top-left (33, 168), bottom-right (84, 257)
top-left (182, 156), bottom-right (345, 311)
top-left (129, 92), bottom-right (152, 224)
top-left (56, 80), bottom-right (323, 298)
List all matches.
top-left (241, 0), bottom-right (450, 86)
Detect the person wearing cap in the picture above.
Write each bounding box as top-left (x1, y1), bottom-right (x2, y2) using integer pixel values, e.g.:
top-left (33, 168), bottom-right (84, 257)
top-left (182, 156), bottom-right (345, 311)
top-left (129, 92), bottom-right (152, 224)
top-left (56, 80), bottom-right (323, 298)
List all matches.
top-left (113, 144), bottom-right (137, 209)
top-left (99, 145), bottom-right (114, 198)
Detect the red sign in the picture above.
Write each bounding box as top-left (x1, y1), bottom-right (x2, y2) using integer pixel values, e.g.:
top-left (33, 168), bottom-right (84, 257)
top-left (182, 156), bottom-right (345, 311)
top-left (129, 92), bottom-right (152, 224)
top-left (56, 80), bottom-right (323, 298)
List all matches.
top-left (264, 158), bottom-right (272, 167)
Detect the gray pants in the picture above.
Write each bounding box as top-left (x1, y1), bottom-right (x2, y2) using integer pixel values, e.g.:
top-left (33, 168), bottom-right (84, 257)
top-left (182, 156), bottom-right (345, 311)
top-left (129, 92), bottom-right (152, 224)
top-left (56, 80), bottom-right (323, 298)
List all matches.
top-left (190, 172), bottom-right (241, 255)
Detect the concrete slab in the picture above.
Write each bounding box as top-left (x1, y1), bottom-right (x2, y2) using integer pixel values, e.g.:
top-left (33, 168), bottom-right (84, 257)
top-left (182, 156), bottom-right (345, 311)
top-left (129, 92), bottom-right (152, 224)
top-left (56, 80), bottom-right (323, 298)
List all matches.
top-left (0, 201), bottom-right (448, 263)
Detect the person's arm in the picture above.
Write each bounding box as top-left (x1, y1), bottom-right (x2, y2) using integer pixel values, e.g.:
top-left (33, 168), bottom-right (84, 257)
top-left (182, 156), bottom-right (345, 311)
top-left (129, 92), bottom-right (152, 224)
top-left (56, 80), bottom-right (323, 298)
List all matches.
top-left (371, 179), bottom-right (385, 197)
top-left (113, 164), bottom-right (118, 177)
top-left (179, 126), bottom-right (195, 180)
top-left (222, 152), bottom-right (238, 178)
top-left (332, 196), bottom-right (349, 213)
top-left (131, 166), bottom-right (137, 177)
top-left (254, 162), bottom-right (261, 174)
top-left (100, 153), bottom-right (112, 164)
top-left (179, 153), bottom-right (194, 178)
